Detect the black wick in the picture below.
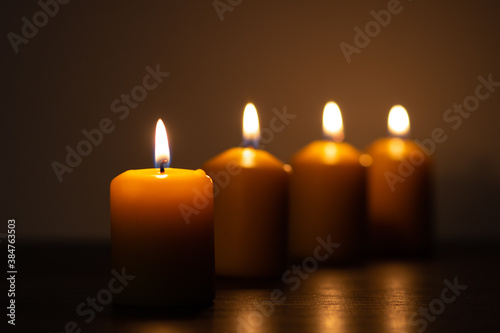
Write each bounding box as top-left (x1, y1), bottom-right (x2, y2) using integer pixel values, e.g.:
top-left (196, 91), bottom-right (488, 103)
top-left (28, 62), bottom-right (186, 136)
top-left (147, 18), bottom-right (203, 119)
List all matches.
top-left (160, 159), bottom-right (168, 173)
top-left (243, 140), bottom-right (258, 149)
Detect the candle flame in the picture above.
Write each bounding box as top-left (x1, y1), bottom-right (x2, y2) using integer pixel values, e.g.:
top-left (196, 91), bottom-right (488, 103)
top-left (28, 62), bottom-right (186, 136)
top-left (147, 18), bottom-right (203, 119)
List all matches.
top-left (155, 119), bottom-right (170, 169)
top-left (388, 105), bottom-right (410, 137)
top-left (323, 102), bottom-right (344, 142)
top-left (243, 103), bottom-right (260, 148)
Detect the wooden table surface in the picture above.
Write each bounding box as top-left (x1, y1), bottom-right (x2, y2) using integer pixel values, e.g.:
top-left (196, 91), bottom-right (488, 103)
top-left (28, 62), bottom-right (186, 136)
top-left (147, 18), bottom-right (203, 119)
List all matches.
top-left (9, 242), bottom-right (500, 332)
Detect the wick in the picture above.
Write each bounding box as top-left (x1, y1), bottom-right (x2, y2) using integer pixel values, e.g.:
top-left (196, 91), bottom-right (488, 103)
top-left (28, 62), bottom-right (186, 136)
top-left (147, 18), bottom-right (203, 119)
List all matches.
top-left (160, 159), bottom-right (168, 173)
top-left (243, 140), bottom-right (258, 149)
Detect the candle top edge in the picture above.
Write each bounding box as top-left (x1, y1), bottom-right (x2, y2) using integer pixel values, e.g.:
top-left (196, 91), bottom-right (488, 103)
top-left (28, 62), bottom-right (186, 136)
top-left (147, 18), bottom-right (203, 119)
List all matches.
top-left (114, 168), bottom-right (208, 179)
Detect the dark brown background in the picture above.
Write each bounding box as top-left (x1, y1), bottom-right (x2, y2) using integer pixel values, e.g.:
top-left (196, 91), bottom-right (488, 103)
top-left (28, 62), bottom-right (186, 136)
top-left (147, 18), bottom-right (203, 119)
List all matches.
top-left (3, 0), bottom-right (500, 241)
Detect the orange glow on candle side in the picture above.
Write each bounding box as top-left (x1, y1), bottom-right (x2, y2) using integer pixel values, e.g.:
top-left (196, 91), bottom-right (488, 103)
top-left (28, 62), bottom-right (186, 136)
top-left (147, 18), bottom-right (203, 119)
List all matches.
top-left (322, 102), bottom-right (344, 142)
top-left (324, 141), bottom-right (339, 164)
top-left (359, 153), bottom-right (373, 167)
top-left (241, 148), bottom-right (257, 167)
top-left (388, 137), bottom-right (406, 159)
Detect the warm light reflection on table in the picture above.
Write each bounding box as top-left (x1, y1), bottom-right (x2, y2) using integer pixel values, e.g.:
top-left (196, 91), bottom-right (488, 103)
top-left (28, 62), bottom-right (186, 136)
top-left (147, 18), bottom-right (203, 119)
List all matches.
top-left (376, 264), bottom-right (419, 333)
top-left (98, 262), bottom-right (456, 333)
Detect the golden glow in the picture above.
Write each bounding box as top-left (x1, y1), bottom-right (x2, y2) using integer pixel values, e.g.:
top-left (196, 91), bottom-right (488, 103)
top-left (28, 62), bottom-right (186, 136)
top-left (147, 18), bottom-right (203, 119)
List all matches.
top-left (155, 174), bottom-right (168, 179)
top-left (323, 102), bottom-right (344, 142)
top-left (194, 169), bottom-right (208, 178)
top-left (359, 153), bottom-right (373, 167)
top-left (388, 105), bottom-right (410, 137)
top-left (313, 273), bottom-right (347, 333)
top-left (389, 137), bottom-right (405, 158)
top-left (243, 103), bottom-right (260, 146)
top-left (155, 119), bottom-right (170, 168)
top-left (380, 264), bottom-right (417, 332)
top-left (241, 148), bottom-right (256, 168)
top-left (324, 141), bottom-right (339, 164)
top-left (237, 310), bottom-right (265, 333)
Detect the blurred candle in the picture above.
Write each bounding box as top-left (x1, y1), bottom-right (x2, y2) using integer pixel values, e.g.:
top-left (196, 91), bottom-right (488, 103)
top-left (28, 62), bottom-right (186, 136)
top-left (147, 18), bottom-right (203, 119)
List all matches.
top-left (366, 105), bottom-right (432, 256)
top-left (288, 102), bottom-right (367, 263)
top-left (202, 103), bottom-right (288, 278)
top-left (110, 119), bottom-right (215, 306)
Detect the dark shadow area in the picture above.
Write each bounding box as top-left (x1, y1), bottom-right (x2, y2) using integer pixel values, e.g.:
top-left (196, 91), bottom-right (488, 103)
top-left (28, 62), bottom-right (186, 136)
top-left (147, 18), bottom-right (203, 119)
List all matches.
top-left (112, 302), bottom-right (214, 320)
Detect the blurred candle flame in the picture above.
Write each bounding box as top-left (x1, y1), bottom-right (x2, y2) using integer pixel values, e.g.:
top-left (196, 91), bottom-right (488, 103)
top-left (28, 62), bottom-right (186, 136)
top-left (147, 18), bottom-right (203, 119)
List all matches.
top-left (155, 119), bottom-right (170, 169)
top-left (243, 103), bottom-right (260, 148)
top-left (388, 105), bottom-right (410, 137)
top-left (322, 102), bottom-right (344, 142)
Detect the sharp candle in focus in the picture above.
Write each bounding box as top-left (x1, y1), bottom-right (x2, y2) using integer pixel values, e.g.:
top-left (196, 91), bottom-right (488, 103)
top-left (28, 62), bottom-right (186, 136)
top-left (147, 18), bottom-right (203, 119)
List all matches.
top-left (110, 119), bottom-right (215, 306)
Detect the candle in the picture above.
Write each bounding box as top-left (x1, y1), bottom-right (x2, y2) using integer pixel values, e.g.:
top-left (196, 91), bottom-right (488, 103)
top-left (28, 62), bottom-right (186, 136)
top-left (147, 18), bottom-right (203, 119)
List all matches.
top-left (288, 102), bottom-right (367, 263)
top-left (110, 119), bottom-right (215, 306)
top-left (366, 105), bottom-right (432, 256)
top-left (202, 103), bottom-right (288, 278)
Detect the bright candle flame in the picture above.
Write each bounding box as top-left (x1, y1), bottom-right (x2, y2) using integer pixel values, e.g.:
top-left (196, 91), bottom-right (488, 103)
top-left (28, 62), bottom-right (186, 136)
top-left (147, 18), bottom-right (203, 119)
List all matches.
top-left (155, 119), bottom-right (170, 168)
top-left (322, 102), bottom-right (344, 142)
top-left (243, 103), bottom-right (260, 148)
top-left (388, 105), bottom-right (410, 137)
